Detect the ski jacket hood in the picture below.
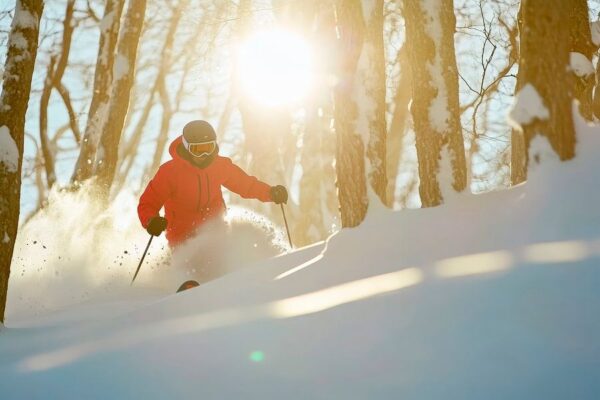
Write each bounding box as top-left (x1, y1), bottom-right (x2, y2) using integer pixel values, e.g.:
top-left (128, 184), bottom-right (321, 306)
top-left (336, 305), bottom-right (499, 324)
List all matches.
top-left (138, 135), bottom-right (273, 246)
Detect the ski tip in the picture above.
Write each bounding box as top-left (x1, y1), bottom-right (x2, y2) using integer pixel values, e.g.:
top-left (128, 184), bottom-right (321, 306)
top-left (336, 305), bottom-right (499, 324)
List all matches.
top-left (176, 280), bottom-right (200, 293)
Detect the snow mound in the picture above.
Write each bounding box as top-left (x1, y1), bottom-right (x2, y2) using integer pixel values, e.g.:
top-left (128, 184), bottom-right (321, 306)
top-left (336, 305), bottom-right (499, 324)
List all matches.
top-left (508, 83), bottom-right (549, 129)
top-left (1, 119), bottom-right (600, 399)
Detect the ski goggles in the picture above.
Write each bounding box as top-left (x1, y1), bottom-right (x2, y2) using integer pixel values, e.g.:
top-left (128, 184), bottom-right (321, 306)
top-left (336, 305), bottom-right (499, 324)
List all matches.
top-left (182, 136), bottom-right (216, 158)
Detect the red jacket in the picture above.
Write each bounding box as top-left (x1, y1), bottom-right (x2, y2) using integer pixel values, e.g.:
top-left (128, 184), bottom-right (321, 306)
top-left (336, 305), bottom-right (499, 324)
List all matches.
top-left (138, 136), bottom-right (272, 246)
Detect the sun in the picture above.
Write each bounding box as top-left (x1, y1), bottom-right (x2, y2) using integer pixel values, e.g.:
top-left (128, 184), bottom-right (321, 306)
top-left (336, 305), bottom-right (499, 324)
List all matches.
top-left (236, 28), bottom-right (314, 108)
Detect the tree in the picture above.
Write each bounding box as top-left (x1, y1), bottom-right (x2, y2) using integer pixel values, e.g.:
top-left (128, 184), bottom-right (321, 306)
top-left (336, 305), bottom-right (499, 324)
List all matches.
top-left (569, 0), bottom-right (596, 121)
top-left (511, 0), bottom-right (575, 181)
top-left (404, 0), bottom-right (467, 207)
top-left (234, 0), bottom-right (293, 221)
top-left (0, 0), bottom-right (44, 324)
top-left (71, 0), bottom-right (125, 185)
top-left (38, 0), bottom-right (77, 190)
top-left (333, 0), bottom-right (388, 228)
top-left (95, 0), bottom-right (147, 198)
top-left (114, 0), bottom-right (193, 191)
top-left (386, 42), bottom-right (412, 206)
top-left (286, 4), bottom-right (338, 246)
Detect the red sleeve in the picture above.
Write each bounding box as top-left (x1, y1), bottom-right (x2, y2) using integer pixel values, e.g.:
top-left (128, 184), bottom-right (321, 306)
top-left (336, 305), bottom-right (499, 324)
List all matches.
top-left (221, 157), bottom-right (272, 202)
top-left (138, 164), bottom-right (173, 227)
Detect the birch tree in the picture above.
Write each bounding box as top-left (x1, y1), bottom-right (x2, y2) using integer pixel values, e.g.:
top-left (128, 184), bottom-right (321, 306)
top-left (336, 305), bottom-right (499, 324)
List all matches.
top-left (510, 0), bottom-right (575, 180)
top-left (0, 0), bottom-right (44, 324)
top-left (333, 0), bottom-right (387, 228)
top-left (404, 0), bottom-right (467, 207)
top-left (95, 0), bottom-right (147, 197)
top-left (72, 0), bottom-right (125, 185)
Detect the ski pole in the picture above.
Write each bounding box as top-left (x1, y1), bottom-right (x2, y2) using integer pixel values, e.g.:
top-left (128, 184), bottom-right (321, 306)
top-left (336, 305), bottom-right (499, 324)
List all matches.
top-left (280, 204), bottom-right (293, 249)
top-left (131, 235), bottom-right (153, 285)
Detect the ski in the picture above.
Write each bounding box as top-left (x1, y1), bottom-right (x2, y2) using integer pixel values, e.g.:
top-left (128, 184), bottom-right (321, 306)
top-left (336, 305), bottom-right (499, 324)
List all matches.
top-left (176, 280), bottom-right (200, 293)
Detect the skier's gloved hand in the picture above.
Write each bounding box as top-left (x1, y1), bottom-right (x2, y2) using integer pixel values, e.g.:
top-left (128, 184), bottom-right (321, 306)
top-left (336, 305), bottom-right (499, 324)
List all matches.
top-left (146, 216), bottom-right (168, 236)
top-left (270, 185), bottom-right (288, 204)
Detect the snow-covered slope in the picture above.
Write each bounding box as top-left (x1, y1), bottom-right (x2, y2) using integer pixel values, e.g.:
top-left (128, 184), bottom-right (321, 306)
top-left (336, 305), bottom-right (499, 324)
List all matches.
top-left (1, 121), bottom-right (599, 399)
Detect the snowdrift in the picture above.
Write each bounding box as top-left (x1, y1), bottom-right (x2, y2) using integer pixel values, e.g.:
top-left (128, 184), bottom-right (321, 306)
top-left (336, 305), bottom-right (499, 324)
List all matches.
top-left (1, 119), bottom-right (599, 399)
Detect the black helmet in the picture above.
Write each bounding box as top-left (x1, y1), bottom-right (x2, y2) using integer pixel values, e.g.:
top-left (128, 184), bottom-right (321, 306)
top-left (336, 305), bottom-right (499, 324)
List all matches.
top-left (182, 120), bottom-right (216, 143)
top-left (180, 120), bottom-right (218, 168)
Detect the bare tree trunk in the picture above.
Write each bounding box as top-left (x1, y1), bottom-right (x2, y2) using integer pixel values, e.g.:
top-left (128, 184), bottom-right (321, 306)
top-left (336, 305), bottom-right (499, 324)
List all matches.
top-left (510, 128), bottom-right (527, 184)
top-left (594, 49), bottom-right (600, 119)
top-left (38, 0), bottom-right (76, 190)
top-left (513, 0), bottom-right (575, 176)
top-left (333, 0), bottom-right (388, 227)
top-left (0, 0), bottom-right (44, 324)
top-left (510, 4), bottom-right (527, 185)
top-left (569, 0), bottom-right (595, 121)
top-left (95, 0), bottom-right (147, 198)
top-left (295, 5), bottom-right (339, 245)
top-left (361, 0), bottom-right (388, 203)
top-left (146, 1), bottom-right (187, 177)
top-left (404, 0), bottom-right (467, 207)
top-left (39, 56), bottom-right (57, 188)
top-left (333, 1), bottom-right (367, 227)
top-left (72, 0), bottom-right (124, 185)
top-left (297, 102), bottom-right (339, 246)
top-left (386, 44), bottom-right (412, 206)
top-left (232, 0), bottom-right (291, 220)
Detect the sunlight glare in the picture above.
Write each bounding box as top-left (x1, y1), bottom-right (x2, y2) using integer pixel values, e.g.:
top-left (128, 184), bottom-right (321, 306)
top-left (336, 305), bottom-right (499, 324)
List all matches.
top-left (435, 250), bottom-right (514, 278)
top-left (271, 268), bottom-right (423, 318)
top-left (522, 240), bottom-right (589, 264)
top-left (237, 28), bottom-right (314, 107)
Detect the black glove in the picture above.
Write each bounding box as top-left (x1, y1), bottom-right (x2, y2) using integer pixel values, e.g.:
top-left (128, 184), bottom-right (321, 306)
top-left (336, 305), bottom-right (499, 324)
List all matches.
top-left (146, 216), bottom-right (167, 236)
top-left (270, 185), bottom-right (288, 204)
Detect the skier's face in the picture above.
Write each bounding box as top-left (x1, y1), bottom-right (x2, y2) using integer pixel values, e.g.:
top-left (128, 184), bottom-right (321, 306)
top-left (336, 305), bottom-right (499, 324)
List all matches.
top-left (192, 153), bottom-right (210, 165)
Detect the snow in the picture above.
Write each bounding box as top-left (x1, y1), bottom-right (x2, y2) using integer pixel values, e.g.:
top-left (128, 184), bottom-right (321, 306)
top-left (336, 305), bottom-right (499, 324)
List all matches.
top-left (0, 125), bottom-right (19, 172)
top-left (527, 134), bottom-right (559, 171)
top-left (1, 118), bottom-right (600, 398)
top-left (13, 1), bottom-right (39, 30)
top-left (9, 31), bottom-right (28, 51)
top-left (113, 54), bottom-right (130, 82)
top-left (422, 0), bottom-right (451, 133)
top-left (99, 10), bottom-right (116, 34)
top-left (508, 83), bottom-right (549, 129)
top-left (570, 52), bottom-right (594, 77)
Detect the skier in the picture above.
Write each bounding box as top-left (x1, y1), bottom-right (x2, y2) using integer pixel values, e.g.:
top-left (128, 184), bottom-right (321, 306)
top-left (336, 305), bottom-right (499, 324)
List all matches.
top-left (137, 120), bottom-right (288, 249)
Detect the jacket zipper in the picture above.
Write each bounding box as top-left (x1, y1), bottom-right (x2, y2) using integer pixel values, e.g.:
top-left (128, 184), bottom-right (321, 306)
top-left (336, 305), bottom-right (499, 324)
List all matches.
top-left (205, 174), bottom-right (211, 209)
top-left (197, 175), bottom-right (203, 211)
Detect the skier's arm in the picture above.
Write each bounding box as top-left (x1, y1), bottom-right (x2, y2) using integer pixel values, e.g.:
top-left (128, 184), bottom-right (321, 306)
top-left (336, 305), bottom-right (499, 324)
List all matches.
top-left (221, 158), bottom-right (272, 202)
top-left (138, 165), bottom-right (173, 227)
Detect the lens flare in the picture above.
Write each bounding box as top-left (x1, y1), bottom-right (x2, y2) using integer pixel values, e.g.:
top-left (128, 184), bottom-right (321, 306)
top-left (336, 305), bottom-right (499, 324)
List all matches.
top-left (237, 28), bottom-right (314, 107)
top-left (249, 351), bottom-right (265, 363)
